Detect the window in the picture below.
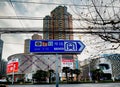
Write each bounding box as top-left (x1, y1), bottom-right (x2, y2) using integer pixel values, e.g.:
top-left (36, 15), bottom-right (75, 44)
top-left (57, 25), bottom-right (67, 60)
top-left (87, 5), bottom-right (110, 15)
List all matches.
top-left (99, 64), bottom-right (110, 70)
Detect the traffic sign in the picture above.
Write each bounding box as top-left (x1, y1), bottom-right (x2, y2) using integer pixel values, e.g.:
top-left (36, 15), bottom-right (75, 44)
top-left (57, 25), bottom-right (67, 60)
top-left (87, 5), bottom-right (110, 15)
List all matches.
top-left (30, 40), bottom-right (85, 53)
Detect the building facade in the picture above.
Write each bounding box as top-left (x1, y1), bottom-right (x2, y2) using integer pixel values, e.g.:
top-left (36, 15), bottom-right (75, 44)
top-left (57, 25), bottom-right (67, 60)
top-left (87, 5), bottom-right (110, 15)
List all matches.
top-left (0, 59), bottom-right (7, 77)
top-left (32, 34), bottom-right (42, 40)
top-left (81, 54), bottom-right (120, 81)
top-left (43, 16), bottom-right (52, 39)
top-left (0, 39), bottom-right (5, 78)
top-left (7, 53), bottom-right (61, 82)
top-left (24, 34), bottom-right (42, 54)
top-left (0, 39), bottom-right (3, 61)
top-left (100, 54), bottom-right (120, 79)
top-left (43, 6), bottom-right (73, 40)
top-left (24, 39), bottom-right (30, 54)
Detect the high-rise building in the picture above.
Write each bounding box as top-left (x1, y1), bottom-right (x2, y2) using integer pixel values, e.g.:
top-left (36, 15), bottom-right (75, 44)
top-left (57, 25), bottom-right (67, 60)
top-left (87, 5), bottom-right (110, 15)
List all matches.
top-left (0, 39), bottom-right (3, 61)
top-left (32, 34), bottom-right (42, 40)
top-left (43, 6), bottom-right (73, 40)
top-left (24, 39), bottom-right (30, 54)
top-left (43, 6), bottom-right (75, 73)
top-left (43, 16), bottom-right (52, 39)
top-left (24, 34), bottom-right (42, 54)
top-left (0, 59), bottom-right (7, 77)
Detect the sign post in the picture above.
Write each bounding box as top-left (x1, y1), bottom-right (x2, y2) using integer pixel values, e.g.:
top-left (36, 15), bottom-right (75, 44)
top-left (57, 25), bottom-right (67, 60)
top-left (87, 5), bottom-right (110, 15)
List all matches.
top-left (12, 64), bottom-right (15, 85)
top-left (30, 40), bottom-right (85, 87)
top-left (56, 54), bottom-right (59, 87)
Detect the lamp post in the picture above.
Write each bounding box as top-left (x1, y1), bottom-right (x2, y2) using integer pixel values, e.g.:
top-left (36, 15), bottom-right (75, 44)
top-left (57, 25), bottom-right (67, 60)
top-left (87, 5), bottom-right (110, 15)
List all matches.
top-left (56, 54), bottom-right (59, 87)
top-left (88, 57), bottom-right (92, 82)
top-left (12, 64), bottom-right (15, 85)
top-left (75, 55), bottom-right (79, 69)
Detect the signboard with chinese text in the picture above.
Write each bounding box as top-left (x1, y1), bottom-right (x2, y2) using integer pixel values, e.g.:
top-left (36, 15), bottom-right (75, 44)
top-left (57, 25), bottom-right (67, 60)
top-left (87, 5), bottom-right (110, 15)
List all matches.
top-left (7, 58), bottom-right (19, 74)
top-left (30, 40), bottom-right (85, 53)
top-left (61, 58), bottom-right (74, 69)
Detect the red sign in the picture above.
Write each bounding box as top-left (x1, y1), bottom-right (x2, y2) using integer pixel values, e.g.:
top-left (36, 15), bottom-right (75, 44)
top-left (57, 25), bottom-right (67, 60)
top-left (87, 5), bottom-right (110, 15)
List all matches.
top-left (7, 60), bottom-right (19, 74)
top-left (62, 59), bottom-right (74, 62)
top-left (61, 58), bottom-right (74, 69)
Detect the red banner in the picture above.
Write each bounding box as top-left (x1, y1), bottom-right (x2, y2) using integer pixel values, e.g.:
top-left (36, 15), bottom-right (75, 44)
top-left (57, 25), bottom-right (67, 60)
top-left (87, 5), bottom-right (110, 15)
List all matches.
top-left (62, 59), bottom-right (74, 62)
top-left (7, 61), bottom-right (19, 74)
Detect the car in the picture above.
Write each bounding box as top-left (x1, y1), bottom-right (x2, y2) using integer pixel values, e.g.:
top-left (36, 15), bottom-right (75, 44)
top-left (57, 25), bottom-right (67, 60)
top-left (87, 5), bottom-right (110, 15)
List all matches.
top-left (115, 75), bottom-right (120, 81)
top-left (0, 79), bottom-right (7, 82)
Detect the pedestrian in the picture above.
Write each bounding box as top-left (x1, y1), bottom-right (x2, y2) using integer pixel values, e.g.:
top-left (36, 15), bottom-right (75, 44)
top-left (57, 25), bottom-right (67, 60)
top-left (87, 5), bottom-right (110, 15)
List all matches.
top-left (112, 75), bottom-right (115, 82)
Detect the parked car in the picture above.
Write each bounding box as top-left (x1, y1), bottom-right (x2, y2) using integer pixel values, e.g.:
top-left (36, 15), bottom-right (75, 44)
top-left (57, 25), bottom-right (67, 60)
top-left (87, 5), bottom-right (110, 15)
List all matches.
top-left (0, 79), bottom-right (7, 82)
top-left (115, 75), bottom-right (120, 81)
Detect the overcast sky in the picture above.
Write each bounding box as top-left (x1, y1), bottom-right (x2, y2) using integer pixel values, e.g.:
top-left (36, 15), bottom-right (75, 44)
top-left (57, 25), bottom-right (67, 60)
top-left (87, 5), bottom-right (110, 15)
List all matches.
top-left (0, 0), bottom-right (120, 61)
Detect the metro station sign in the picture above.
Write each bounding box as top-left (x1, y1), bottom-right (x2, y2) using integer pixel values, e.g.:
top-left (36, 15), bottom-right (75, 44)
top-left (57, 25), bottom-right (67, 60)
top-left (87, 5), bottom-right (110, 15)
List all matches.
top-left (30, 40), bottom-right (85, 53)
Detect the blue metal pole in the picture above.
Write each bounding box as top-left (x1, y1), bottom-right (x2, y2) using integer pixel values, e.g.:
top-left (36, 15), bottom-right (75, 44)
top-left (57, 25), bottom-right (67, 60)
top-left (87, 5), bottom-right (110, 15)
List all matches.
top-left (75, 57), bottom-right (79, 69)
top-left (56, 53), bottom-right (59, 87)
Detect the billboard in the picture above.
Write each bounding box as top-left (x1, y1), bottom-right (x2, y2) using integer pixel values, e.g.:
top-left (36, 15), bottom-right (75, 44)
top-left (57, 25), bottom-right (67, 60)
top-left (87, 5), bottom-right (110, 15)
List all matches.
top-left (61, 58), bottom-right (74, 69)
top-left (7, 58), bottom-right (19, 74)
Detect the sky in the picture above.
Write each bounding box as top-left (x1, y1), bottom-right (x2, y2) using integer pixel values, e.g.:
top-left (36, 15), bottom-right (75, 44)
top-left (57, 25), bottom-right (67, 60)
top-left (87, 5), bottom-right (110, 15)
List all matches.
top-left (0, 0), bottom-right (120, 61)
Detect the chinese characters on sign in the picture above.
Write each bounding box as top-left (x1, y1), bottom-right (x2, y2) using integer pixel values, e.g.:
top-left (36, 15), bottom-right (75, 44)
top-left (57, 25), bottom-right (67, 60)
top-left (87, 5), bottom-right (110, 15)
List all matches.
top-left (7, 59), bottom-right (19, 74)
top-left (61, 58), bottom-right (74, 69)
top-left (30, 40), bottom-right (85, 53)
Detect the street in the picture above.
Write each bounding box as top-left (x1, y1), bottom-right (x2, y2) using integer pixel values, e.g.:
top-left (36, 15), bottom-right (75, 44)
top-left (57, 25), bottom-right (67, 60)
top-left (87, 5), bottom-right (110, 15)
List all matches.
top-left (8, 83), bottom-right (120, 87)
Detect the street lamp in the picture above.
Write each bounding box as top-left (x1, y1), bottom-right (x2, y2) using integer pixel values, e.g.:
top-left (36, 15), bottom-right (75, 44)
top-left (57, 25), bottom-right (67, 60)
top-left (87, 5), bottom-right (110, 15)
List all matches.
top-left (88, 57), bottom-right (92, 82)
top-left (12, 64), bottom-right (15, 85)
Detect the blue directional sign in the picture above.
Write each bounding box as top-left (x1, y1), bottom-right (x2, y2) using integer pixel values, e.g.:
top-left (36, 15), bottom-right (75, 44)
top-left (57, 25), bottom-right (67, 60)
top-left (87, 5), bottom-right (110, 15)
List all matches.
top-left (30, 40), bottom-right (85, 53)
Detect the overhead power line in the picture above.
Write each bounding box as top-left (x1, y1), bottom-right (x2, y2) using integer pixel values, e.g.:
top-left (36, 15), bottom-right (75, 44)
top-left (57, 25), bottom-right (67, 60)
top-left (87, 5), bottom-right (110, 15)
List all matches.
top-left (1, 0), bottom-right (120, 8)
top-left (0, 16), bottom-right (43, 20)
top-left (8, 0), bottom-right (25, 29)
top-left (0, 27), bottom-right (118, 30)
top-left (1, 16), bottom-right (120, 25)
top-left (1, 30), bottom-right (120, 34)
top-left (0, 16), bottom-right (111, 22)
top-left (0, 27), bottom-right (119, 34)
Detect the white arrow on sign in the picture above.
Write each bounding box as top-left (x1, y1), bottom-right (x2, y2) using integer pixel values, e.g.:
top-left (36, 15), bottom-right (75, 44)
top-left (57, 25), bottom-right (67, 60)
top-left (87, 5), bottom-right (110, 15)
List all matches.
top-left (78, 42), bottom-right (85, 52)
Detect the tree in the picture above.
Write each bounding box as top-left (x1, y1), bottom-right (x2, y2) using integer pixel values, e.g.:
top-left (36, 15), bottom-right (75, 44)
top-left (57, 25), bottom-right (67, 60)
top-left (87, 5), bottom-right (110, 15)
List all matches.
top-left (69, 69), bottom-right (74, 81)
top-left (48, 69), bottom-right (54, 83)
top-left (33, 70), bottom-right (48, 83)
top-left (62, 67), bottom-right (70, 83)
top-left (71, 0), bottom-right (120, 43)
top-left (0, 74), bottom-right (2, 79)
top-left (91, 69), bottom-right (104, 82)
top-left (73, 69), bottom-right (81, 82)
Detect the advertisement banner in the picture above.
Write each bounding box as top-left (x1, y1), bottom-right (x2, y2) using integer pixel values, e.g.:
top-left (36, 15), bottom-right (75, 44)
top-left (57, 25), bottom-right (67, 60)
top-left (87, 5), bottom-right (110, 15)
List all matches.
top-left (61, 58), bottom-right (74, 69)
top-left (7, 58), bottom-right (19, 74)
